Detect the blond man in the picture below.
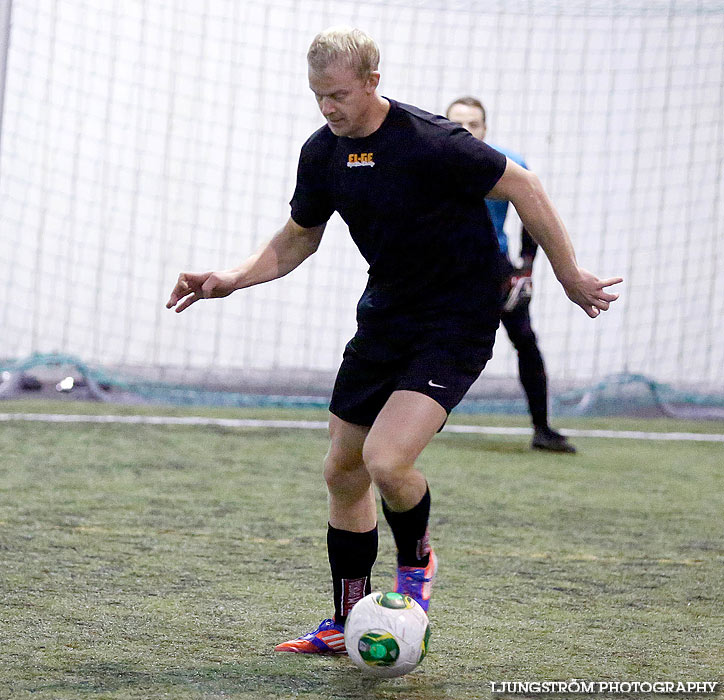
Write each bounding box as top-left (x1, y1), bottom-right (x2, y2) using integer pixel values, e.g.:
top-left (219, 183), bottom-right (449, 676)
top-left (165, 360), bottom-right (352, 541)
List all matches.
top-left (167, 27), bottom-right (621, 654)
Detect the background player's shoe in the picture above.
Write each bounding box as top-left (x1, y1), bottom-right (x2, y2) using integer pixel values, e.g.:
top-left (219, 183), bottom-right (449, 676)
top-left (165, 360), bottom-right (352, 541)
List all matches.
top-left (274, 618), bottom-right (347, 654)
top-left (532, 426), bottom-right (577, 453)
top-left (394, 549), bottom-right (437, 613)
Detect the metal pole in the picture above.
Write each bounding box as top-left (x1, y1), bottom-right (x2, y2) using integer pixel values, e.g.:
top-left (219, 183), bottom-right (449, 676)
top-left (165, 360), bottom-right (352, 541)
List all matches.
top-left (0, 0), bottom-right (13, 179)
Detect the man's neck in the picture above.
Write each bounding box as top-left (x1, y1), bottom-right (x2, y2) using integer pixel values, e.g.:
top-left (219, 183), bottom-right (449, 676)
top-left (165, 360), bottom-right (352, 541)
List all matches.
top-left (355, 95), bottom-right (390, 138)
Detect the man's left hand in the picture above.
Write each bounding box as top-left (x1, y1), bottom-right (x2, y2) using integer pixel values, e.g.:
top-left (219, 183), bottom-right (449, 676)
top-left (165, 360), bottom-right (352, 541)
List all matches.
top-left (561, 268), bottom-right (623, 318)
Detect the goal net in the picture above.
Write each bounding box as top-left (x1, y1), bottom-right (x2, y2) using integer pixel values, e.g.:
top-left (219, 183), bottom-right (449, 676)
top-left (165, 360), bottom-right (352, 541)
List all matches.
top-left (1, 0), bottom-right (722, 411)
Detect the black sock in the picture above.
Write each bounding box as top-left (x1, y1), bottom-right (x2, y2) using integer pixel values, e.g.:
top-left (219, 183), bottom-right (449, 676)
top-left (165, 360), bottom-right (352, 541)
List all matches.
top-left (327, 523), bottom-right (378, 625)
top-left (382, 487), bottom-right (431, 568)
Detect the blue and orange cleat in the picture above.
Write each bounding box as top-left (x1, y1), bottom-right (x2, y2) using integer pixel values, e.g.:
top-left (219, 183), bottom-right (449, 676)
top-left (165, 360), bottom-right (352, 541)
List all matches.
top-left (394, 549), bottom-right (437, 613)
top-left (274, 618), bottom-right (347, 654)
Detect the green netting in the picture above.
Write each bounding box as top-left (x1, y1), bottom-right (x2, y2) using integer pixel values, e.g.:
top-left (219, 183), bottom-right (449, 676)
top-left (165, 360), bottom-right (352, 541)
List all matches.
top-left (0, 354), bottom-right (329, 409)
top-left (2, 354), bottom-right (723, 419)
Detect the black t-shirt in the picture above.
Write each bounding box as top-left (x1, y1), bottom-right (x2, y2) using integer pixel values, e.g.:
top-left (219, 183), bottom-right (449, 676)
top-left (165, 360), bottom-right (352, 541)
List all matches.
top-left (290, 98), bottom-right (507, 344)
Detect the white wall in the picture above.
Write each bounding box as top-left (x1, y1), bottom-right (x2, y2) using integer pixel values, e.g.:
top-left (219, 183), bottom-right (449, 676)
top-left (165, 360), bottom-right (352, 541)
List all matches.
top-left (1, 0), bottom-right (722, 389)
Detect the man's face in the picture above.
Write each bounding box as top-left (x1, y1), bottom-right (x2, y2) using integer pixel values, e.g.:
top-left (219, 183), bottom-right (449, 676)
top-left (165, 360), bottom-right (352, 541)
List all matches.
top-left (447, 103), bottom-right (487, 141)
top-left (308, 60), bottom-right (379, 138)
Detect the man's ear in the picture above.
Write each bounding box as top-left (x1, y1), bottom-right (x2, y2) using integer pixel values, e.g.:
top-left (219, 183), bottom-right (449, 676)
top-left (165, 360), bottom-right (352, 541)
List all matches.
top-left (365, 71), bottom-right (381, 93)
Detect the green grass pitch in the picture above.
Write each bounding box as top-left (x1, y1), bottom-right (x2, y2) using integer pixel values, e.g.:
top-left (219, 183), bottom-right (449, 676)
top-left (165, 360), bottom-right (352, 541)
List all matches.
top-left (1, 401), bottom-right (722, 699)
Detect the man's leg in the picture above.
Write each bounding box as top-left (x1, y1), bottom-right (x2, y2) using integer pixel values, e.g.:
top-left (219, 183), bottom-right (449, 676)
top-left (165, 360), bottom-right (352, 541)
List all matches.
top-left (275, 414), bottom-right (377, 653)
top-left (362, 390), bottom-right (446, 611)
top-left (324, 415), bottom-right (379, 625)
top-left (325, 415), bottom-right (375, 532)
top-left (501, 306), bottom-right (549, 429)
top-left (502, 307), bottom-right (576, 453)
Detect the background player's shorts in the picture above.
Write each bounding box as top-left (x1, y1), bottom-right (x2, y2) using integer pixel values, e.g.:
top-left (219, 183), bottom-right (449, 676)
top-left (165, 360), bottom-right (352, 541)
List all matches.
top-left (329, 331), bottom-right (496, 427)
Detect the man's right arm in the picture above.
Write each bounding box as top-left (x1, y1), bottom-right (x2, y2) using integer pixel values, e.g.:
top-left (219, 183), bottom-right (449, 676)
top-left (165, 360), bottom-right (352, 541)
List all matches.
top-left (166, 217), bottom-right (325, 313)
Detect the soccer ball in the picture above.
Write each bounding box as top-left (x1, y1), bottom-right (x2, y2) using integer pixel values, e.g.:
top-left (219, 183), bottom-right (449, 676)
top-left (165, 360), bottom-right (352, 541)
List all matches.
top-left (344, 591), bottom-right (430, 678)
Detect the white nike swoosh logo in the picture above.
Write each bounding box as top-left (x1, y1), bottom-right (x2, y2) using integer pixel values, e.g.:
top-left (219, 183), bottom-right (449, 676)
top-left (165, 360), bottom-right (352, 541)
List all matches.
top-left (428, 380), bottom-right (447, 388)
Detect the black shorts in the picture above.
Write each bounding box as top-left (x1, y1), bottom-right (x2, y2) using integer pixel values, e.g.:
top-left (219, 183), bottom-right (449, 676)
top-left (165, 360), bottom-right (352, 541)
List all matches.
top-left (329, 330), bottom-right (496, 427)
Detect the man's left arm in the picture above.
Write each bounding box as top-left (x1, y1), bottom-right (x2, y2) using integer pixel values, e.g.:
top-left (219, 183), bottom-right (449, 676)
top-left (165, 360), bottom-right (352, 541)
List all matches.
top-left (488, 158), bottom-right (622, 318)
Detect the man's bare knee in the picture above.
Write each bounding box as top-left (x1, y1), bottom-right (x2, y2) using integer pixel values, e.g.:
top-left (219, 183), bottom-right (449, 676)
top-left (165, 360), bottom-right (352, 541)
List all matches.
top-left (324, 445), bottom-right (369, 495)
top-left (324, 414), bottom-right (370, 493)
top-left (362, 433), bottom-right (428, 511)
top-left (362, 444), bottom-right (410, 494)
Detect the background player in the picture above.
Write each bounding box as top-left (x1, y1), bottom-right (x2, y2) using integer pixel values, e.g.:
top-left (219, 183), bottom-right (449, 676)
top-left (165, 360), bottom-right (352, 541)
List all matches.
top-left (447, 96), bottom-right (576, 453)
top-left (167, 27), bottom-right (621, 654)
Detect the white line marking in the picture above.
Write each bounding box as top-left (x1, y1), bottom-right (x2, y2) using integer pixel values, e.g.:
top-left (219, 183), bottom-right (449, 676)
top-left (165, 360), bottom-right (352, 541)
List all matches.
top-left (0, 413), bottom-right (328, 429)
top-left (443, 424), bottom-right (724, 442)
top-left (0, 412), bottom-right (723, 442)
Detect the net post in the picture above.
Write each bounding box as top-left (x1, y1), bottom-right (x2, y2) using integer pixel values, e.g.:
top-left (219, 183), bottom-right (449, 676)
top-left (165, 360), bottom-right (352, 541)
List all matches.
top-left (0, 0), bottom-right (13, 179)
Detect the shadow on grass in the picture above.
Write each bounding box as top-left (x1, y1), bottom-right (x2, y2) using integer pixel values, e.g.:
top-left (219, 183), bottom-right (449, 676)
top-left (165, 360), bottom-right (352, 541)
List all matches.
top-left (31, 658), bottom-right (455, 699)
top-left (435, 435), bottom-right (532, 455)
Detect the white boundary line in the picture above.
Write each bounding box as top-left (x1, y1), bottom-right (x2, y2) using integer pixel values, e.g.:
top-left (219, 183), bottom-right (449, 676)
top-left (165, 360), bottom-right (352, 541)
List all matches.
top-left (1, 412), bottom-right (723, 442)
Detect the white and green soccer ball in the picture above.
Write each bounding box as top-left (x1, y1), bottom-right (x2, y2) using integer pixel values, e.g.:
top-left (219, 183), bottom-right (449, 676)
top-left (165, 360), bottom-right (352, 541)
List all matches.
top-left (344, 591), bottom-right (430, 678)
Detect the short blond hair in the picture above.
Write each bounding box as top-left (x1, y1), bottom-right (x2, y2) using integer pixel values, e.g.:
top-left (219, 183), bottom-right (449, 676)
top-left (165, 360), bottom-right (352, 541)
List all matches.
top-left (307, 26), bottom-right (380, 80)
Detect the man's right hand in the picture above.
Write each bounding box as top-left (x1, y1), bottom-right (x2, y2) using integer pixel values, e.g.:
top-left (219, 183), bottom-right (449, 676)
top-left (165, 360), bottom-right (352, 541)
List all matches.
top-left (166, 270), bottom-right (238, 313)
